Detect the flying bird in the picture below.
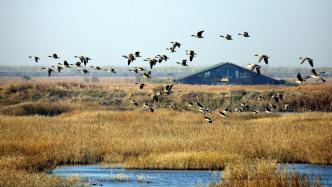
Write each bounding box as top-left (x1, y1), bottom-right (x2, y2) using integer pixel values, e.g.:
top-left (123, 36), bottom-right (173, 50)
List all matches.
top-left (142, 71), bottom-right (152, 79)
top-left (105, 68), bottom-right (116, 73)
top-left (217, 109), bottom-right (228, 118)
top-left (252, 110), bottom-right (259, 114)
top-left (48, 53), bottom-right (60, 59)
top-left (134, 51), bottom-right (141, 58)
top-left (167, 42), bottom-right (181, 53)
top-left (144, 58), bottom-right (158, 69)
top-left (122, 53), bottom-right (136, 65)
top-left (171, 42), bottom-right (181, 49)
top-left (247, 64), bottom-right (261, 74)
top-left (90, 66), bottom-right (102, 70)
top-left (176, 59), bottom-right (188, 66)
top-left (129, 100), bottom-right (138, 106)
top-left (135, 67), bottom-right (145, 71)
top-left (51, 65), bottom-right (63, 73)
top-left (265, 105), bottom-right (273, 114)
top-left (156, 55), bottom-right (169, 63)
top-left (166, 47), bottom-right (176, 53)
top-left (255, 54), bottom-right (269, 64)
top-left (296, 73), bottom-right (307, 84)
top-left (161, 55), bottom-right (169, 61)
top-left (186, 50), bottom-right (197, 62)
top-left (75, 62), bottom-right (82, 67)
top-left (135, 82), bottom-right (146, 89)
top-left (77, 69), bottom-right (89, 74)
top-left (196, 102), bottom-right (211, 114)
top-left (284, 104), bottom-right (290, 111)
top-left (308, 69), bottom-right (326, 82)
top-left (299, 57), bottom-right (313, 67)
top-left (143, 102), bottom-right (154, 112)
top-left (220, 34), bottom-right (232, 40)
top-left (83, 57), bottom-right (91, 66)
top-left (74, 56), bottom-right (90, 66)
top-left (204, 116), bottom-right (213, 123)
top-left (187, 102), bottom-right (194, 107)
top-left (29, 56), bottom-right (40, 63)
top-left (271, 93), bottom-right (283, 103)
top-left (191, 31), bottom-right (204, 38)
top-left (41, 67), bottom-right (55, 77)
top-left (163, 84), bottom-right (173, 95)
top-left (238, 32), bottom-right (250, 37)
top-left (62, 60), bottom-right (71, 68)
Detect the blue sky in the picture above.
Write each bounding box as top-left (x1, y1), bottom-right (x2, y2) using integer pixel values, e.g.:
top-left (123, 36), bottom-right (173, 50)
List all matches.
top-left (0, 0), bottom-right (331, 67)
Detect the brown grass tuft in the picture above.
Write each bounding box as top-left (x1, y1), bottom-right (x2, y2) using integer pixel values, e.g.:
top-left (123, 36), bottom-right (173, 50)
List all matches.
top-left (216, 159), bottom-right (321, 187)
top-left (0, 102), bottom-right (72, 116)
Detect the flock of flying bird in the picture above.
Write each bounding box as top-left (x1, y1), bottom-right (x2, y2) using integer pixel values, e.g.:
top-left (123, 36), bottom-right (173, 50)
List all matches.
top-left (28, 30), bottom-right (327, 123)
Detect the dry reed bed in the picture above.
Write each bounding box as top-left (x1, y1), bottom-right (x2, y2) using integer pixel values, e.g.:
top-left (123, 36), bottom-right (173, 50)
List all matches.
top-left (1, 82), bottom-right (332, 112)
top-left (1, 110), bottom-right (331, 169)
top-left (216, 159), bottom-right (321, 187)
top-left (1, 77), bottom-right (332, 93)
top-left (0, 110), bottom-right (331, 186)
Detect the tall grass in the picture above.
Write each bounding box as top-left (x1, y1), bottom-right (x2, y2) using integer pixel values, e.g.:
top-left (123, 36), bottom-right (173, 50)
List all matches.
top-left (0, 80), bottom-right (331, 186)
top-left (1, 111), bottom-right (331, 171)
top-left (0, 102), bottom-right (72, 116)
top-left (216, 159), bottom-right (321, 187)
top-left (1, 81), bottom-right (332, 111)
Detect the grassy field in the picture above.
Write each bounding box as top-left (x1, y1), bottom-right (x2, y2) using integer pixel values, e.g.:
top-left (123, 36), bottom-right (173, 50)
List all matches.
top-left (0, 78), bottom-right (331, 186)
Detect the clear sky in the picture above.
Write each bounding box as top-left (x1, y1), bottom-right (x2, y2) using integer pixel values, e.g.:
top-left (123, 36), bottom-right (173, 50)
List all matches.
top-left (0, 0), bottom-right (331, 68)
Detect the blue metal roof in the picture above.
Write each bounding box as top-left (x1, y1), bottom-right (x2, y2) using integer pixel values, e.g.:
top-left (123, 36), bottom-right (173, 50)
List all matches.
top-left (175, 62), bottom-right (281, 84)
top-left (176, 62), bottom-right (229, 80)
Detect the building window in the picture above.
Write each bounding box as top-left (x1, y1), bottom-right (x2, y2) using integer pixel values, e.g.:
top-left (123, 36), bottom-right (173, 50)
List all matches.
top-left (203, 72), bottom-right (210, 78)
top-left (235, 70), bottom-right (239, 78)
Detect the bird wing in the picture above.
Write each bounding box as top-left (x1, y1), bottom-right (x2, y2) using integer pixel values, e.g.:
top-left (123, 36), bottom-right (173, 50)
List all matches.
top-left (258, 55), bottom-right (263, 63)
top-left (219, 111), bottom-right (227, 117)
top-left (263, 57), bottom-right (268, 64)
top-left (255, 67), bottom-right (261, 75)
top-left (197, 31), bottom-right (204, 37)
top-left (196, 102), bottom-right (205, 109)
top-left (48, 69), bottom-right (52, 76)
top-left (297, 73), bottom-right (304, 81)
top-left (265, 105), bottom-right (271, 112)
top-left (204, 116), bottom-right (212, 122)
top-left (249, 64), bottom-right (255, 71)
top-left (311, 69), bottom-right (318, 76)
top-left (308, 59), bottom-right (314, 67)
top-left (189, 55), bottom-right (194, 62)
top-left (129, 54), bottom-right (135, 61)
top-left (300, 58), bottom-right (306, 64)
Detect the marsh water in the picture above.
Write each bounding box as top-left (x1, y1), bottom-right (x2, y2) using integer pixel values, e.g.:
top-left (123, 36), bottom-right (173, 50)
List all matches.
top-left (51, 164), bottom-right (332, 187)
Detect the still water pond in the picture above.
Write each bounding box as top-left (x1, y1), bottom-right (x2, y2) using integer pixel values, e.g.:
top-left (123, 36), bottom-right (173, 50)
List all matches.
top-left (51, 164), bottom-right (332, 187)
